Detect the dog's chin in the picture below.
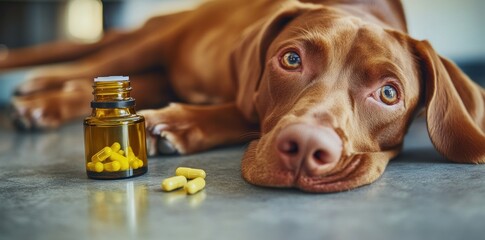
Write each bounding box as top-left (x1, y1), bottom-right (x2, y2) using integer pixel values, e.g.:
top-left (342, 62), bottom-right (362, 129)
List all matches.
top-left (241, 139), bottom-right (370, 193)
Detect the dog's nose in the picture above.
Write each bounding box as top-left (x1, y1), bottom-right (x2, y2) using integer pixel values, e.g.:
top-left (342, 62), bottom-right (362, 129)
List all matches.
top-left (275, 123), bottom-right (342, 176)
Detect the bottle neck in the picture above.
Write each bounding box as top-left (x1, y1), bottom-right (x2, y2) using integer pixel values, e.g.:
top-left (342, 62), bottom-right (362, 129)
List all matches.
top-left (92, 80), bottom-right (133, 102)
top-left (91, 80), bottom-right (136, 117)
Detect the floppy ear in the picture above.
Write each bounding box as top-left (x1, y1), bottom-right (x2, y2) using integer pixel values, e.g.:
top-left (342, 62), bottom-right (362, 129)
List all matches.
top-left (415, 40), bottom-right (485, 164)
top-left (230, 2), bottom-right (319, 122)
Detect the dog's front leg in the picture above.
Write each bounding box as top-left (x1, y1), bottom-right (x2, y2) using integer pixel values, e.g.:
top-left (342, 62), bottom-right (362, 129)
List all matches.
top-left (140, 102), bottom-right (259, 155)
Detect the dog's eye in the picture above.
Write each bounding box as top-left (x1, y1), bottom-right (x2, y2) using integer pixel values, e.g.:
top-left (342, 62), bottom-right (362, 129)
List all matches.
top-left (380, 85), bottom-right (399, 105)
top-left (280, 51), bottom-right (301, 70)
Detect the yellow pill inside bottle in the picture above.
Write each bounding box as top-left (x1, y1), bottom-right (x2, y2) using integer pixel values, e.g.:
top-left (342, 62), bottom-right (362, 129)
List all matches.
top-left (91, 147), bottom-right (112, 163)
top-left (129, 159), bottom-right (139, 169)
top-left (110, 142), bottom-right (121, 152)
top-left (94, 162), bottom-right (104, 173)
top-left (104, 161), bottom-right (121, 172)
top-left (109, 151), bottom-right (128, 163)
top-left (127, 146), bottom-right (136, 161)
top-left (119, 159), bottom-right (129, 171)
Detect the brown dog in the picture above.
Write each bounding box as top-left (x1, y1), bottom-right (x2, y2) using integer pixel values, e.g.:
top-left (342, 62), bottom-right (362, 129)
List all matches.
top-left (1, 0), bottom-right (484, 192)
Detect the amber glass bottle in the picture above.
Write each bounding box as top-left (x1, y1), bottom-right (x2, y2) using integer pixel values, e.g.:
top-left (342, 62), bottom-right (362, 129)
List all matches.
top-left (84, 76), bottom-right (147, 179)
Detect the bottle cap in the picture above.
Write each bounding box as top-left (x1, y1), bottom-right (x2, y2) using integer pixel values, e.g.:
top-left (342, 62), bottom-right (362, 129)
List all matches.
top-left (94, 76), bottom-right (129, 82)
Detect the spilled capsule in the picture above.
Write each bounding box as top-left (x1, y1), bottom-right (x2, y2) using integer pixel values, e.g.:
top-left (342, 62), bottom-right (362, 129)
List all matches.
top-left (184, 177), bottom-right (205, 195)
top-left (161, 176), bottom-right (187, 191)
top-left (176, 167), bottom-right (206, 179)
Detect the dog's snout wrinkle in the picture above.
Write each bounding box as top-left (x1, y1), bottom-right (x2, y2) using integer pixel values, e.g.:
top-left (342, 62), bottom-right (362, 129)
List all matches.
top-left (275, 123), bottom-right (343, 178)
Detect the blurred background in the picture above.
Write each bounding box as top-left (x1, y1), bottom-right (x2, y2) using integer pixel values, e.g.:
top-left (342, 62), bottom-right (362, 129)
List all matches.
top-left (0, 0), bottom-right (484, 105)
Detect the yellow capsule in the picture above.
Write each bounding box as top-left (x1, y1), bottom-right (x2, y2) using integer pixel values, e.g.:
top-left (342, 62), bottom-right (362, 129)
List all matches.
top-left (104, 161), bottom-right (121, 172)
top-left (127, 147), bottom-right (136, 161)
top-left (87, 162), bottom-right (104, 172)
top-left (130, 159), bottom-right (139, 169)
top-left (161, 176), bottom-right (187, 191)
top-left (87, 162), bottom-right (95, 171)
top-left (115, 149), bottom-right (130, 171)
top-left (109, 151), bottom-right (128, 163)
top-left (94, 162), bottom-right (104, 172)
top-left (91, 146), bottom-right (112, 162)
top-left (119, 159), bottom-right (129, 171)
top-left (108, 151), bottom-right (129, 171)
top-left (184, 177), bottom-right (206, 195)
top-left (137, 159), bottom-right (144, 168)
top-left (110, 142), bottom-right (121, 152)
top-left (176, 167), bottom-right (206, 179)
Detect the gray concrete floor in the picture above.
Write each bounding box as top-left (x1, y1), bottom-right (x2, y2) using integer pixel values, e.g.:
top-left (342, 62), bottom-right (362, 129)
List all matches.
top-left (1, 108), bottom-right (485, 240)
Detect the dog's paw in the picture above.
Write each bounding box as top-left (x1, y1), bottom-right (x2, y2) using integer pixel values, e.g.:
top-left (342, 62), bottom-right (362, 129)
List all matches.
top-left (11, 101), bottom-right (61, 130)
top-left (144, 124), bottom-right (180, 156)
top-left (140, 103), bottom-right (205, 156)
top-left (10, 80), bottom-right (91, 130)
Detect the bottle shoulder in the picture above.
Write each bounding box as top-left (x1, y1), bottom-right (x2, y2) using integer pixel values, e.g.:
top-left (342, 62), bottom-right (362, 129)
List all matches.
top-left (84, 114), bottom-right (145, 126)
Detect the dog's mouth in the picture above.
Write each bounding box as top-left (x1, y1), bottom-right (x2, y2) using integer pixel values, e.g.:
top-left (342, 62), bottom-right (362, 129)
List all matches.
top-left (241, 124), bottom-right (390, 192)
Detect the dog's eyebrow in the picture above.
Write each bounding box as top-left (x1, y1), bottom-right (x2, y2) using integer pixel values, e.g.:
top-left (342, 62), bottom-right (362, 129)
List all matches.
top-left (290, 27), bottom-right (330, 52)
top-left (364, 58), bottom-right (406, 82)
top-left (291, 26), bottom-right (362, 58)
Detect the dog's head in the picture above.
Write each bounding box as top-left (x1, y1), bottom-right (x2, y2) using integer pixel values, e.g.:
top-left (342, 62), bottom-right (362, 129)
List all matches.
top-left (232, 2), bottom-right (485, 192)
